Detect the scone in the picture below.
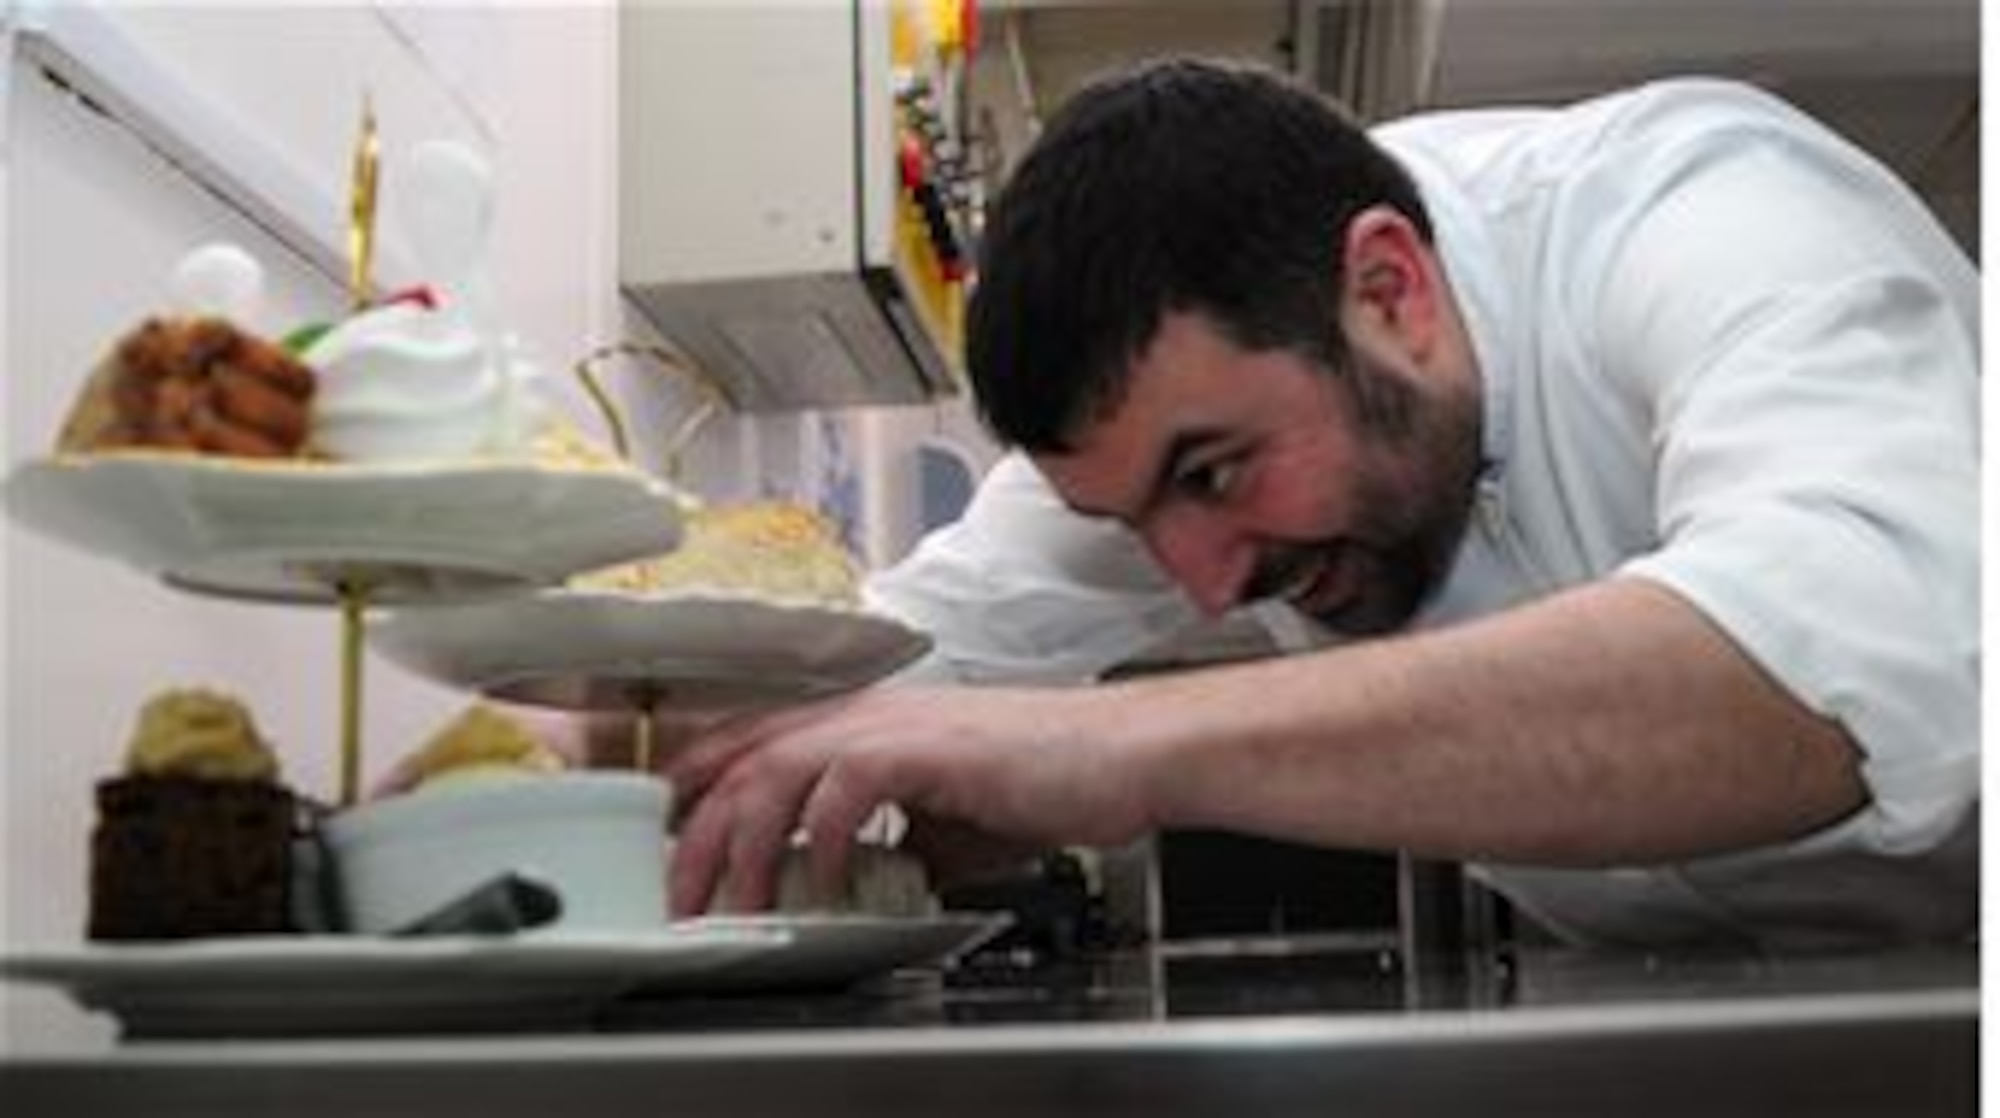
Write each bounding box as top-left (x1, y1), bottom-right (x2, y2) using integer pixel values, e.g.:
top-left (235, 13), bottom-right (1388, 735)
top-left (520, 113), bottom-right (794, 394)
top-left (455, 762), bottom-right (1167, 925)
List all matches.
top-left (575, 501), bottom-right (861, 606)
top-left (394, 702), bottom-right (569, 790)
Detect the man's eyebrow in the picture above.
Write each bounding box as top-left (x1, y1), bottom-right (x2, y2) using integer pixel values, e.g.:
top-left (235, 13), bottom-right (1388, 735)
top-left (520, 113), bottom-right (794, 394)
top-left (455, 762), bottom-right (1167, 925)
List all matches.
top-left (1061, 426), bottom-right (1234, 521)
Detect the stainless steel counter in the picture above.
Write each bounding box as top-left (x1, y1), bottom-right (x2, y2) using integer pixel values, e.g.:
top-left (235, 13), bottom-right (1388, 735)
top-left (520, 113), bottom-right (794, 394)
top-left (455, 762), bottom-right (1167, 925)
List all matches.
top-left (1, 943), bottom-right (1975, 1117)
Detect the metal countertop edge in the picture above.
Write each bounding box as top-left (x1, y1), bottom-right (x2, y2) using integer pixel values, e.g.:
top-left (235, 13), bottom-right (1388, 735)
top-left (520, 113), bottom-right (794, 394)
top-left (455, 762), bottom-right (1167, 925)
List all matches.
top-left (7, 984), bottom-right (1975, 1068)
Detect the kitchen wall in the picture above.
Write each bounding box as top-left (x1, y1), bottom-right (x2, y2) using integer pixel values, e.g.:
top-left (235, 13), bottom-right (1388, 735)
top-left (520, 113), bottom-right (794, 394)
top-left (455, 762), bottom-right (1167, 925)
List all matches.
top-left (977, 0), bottom-right (1978, 254)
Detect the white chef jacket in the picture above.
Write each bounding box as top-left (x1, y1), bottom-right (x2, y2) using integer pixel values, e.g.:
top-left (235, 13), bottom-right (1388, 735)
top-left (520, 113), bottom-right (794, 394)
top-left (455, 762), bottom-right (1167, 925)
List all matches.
top-left (865, 78), bottom-right (1980, 950)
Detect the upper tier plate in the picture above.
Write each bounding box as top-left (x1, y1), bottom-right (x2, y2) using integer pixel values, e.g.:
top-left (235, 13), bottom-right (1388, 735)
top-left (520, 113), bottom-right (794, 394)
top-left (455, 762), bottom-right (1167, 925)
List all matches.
top-left (3, 453), bottom-right (686, 605)
top-left (370, 589), bottom-right (933, 711)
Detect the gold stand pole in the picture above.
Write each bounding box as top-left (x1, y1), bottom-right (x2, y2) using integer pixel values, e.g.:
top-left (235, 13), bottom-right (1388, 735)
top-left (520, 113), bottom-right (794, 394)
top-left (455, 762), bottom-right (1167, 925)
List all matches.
top-left (333, 96), bottom-right (378, 809)
top-left (633, 709), bottom-right (656, 775)
top-left (348, 94), bottom-right (380, 312)
top-left (337, 581), bottom-right (371, 807)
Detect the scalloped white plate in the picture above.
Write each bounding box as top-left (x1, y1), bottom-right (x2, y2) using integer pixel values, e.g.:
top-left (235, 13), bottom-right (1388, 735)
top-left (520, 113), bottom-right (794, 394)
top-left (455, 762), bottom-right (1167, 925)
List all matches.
top-left (3, 453), bottom-right (685, 605)
top-left (0, 913), bottom-right (1009, 1038)
top-left (370, 589), bottom-right (932, 710)
top-left (0, 925), bottom-right (785, 1038)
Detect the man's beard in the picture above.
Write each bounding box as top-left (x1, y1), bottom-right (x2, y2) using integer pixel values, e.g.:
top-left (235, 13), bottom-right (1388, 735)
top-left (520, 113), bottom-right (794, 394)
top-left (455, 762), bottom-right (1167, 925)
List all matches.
top-left (1247, 358), bottom-right (1482, 636)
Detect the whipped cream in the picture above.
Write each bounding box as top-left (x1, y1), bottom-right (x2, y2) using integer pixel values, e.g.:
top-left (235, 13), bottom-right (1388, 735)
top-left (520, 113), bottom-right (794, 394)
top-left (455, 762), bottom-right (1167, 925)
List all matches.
top-left (304, 139), bottom-right (547, 464)
top-left (304, 302), bottom-right (544, 462)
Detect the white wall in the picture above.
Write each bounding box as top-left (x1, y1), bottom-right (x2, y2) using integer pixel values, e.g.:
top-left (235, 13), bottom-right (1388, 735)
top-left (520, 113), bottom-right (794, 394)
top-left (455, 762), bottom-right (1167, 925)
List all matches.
top-left (0, 8), bottom-right (16, 1040)
top-left (0, 3), bottom-right (626, 1050)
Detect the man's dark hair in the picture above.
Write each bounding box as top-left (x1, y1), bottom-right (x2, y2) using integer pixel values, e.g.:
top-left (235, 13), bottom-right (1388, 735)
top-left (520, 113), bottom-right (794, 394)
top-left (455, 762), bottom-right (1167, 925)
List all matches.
top-left (966, 57), bottom-right (1434, 452)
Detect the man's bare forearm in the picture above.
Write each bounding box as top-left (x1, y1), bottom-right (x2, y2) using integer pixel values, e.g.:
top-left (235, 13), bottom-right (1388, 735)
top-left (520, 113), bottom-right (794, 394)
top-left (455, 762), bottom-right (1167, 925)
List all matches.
top-left (1091, 578), bottom-right (1866, 865)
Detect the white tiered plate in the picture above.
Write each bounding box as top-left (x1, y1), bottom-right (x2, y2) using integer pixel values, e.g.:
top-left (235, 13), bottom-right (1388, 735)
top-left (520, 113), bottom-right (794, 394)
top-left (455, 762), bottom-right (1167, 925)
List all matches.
top-left (0, 925), bottom-right (782, 1039)
top-left (2, 454), bottom-right (686, 605)
top-left (370, 590), bottom-right (933, 710)
top-left (0, 913), bottom-right (1008, 1039)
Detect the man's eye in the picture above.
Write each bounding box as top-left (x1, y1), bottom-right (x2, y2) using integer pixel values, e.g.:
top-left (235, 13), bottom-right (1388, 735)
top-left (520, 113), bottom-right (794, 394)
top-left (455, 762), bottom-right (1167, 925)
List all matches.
top-left (1176, 458), bottom-right (1242, 502)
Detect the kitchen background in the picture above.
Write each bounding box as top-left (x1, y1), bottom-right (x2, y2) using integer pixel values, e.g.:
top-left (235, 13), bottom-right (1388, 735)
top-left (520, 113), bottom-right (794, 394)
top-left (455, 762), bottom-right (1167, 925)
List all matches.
top-left (0, 0), bottom-right (1977, 1049)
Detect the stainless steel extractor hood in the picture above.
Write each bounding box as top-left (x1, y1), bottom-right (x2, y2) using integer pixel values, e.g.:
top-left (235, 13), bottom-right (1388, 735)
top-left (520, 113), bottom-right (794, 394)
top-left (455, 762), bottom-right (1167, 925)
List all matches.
top-left (619, 1), bottom-right (970, 412)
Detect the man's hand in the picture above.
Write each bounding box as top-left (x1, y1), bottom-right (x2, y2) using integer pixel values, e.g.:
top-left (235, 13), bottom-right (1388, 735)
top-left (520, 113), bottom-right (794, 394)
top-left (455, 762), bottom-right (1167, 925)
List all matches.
top-left (664, 685), bottom-right (1147, 915)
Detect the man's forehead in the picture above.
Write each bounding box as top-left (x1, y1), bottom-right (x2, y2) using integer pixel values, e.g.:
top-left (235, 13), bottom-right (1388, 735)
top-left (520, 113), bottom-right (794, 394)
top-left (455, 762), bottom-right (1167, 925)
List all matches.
top-left (1032, 418), bottom-right (1151, 521)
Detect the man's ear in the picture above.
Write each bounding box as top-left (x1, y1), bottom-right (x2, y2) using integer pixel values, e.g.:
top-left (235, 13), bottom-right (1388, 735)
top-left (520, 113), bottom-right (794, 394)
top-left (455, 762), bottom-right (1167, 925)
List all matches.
top-left (1341, 206), bottom-right (1440, 357)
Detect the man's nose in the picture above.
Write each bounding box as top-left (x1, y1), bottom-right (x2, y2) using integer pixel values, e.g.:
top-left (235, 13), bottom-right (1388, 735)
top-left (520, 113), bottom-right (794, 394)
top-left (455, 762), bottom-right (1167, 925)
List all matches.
top-left (1142, 512), bottom-right (1252, 617)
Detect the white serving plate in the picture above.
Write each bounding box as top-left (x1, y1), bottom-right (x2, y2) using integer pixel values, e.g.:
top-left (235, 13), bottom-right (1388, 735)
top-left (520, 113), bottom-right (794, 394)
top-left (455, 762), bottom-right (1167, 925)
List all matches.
top-left (1, 912), bottom-right (1008, 1039)
top-left (3, 453), bottom-right (686, 605)
top-left (370, 589), bottom-right (932, 710)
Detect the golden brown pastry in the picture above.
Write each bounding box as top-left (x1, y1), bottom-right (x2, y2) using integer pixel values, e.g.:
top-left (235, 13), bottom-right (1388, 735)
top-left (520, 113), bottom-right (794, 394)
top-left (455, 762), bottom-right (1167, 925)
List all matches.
top-left (123, 687), bottom-right (281, 783)
top-left (575, 501), bottom-right (861, 606)
top-left (59, 316), bottom-right (316, 459)
top-left (399, 704), bottom-right (568, 790)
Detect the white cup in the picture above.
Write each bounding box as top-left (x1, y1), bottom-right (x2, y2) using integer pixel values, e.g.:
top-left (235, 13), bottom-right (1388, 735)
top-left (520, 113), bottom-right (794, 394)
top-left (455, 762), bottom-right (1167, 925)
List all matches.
top-left (323, 771), bottom-right (670, 935)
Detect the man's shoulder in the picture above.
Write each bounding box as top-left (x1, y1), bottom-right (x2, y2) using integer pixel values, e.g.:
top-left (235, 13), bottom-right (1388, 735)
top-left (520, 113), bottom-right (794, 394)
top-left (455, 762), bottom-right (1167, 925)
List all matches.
top-left (1578, 77), bottom-right (1825, 148)
top-left (1378, 77), bottom-right (1814, 163)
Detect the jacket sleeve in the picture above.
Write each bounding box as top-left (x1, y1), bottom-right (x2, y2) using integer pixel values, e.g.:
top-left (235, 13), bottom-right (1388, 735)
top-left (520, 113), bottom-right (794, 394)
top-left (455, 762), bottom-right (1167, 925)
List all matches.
top-left (1593, 84), bottom-right (1980, 857)
top-left (863, 452), bottom-right (1201, 684)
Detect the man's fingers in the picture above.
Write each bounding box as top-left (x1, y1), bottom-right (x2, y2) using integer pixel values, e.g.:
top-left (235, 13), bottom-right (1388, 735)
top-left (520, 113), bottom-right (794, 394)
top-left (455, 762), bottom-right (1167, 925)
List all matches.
top-left (674, 740), bottom-right (830, 915)
top-left (719, 798), bottom-right (796, 913)
top-left (799, 760), bottom-right (888, 907)
top-left (669, 790), bottom-right (732, 917)
top-left (665, 693), bottom-right (903, 916)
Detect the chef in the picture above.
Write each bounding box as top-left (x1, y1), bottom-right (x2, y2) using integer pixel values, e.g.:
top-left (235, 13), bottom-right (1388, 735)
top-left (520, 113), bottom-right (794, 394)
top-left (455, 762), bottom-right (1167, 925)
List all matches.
top-left (666, 58), bottom-right (1979, 950)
